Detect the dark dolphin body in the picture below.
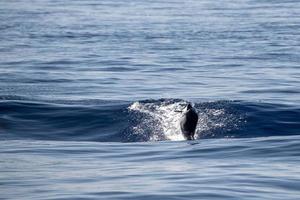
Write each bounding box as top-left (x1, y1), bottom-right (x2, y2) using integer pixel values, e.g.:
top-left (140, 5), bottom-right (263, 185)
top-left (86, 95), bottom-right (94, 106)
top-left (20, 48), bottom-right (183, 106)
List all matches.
top-left (180, 104), bottom-right (198, 140)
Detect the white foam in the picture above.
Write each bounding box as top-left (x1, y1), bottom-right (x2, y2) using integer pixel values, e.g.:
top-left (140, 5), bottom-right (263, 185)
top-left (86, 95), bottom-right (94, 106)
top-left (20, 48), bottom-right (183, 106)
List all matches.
top-left (129, 101), bottom-right (186, 141)
top-left (128, 101), bottom-right (237, 141)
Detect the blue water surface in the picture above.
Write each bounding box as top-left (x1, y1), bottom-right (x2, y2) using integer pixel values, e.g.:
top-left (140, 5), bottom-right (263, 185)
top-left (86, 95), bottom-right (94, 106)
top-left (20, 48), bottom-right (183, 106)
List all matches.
top-left (0, 0), bottom-right (300, 199)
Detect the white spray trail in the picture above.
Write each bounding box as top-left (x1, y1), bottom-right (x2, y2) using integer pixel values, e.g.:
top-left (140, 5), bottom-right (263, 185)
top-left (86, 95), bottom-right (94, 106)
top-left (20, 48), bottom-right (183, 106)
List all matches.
top-left (128, 100), bottom-right (240, 141)
top-left (129, 101), bottom-right (186, 141)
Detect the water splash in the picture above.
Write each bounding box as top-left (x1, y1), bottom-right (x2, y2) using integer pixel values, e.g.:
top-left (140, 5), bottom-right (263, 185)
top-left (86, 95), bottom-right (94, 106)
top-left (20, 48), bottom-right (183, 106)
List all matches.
top-left (128, 100), bottom-right (244, 141)
top-left (129, 100), bottom-right (187, 141)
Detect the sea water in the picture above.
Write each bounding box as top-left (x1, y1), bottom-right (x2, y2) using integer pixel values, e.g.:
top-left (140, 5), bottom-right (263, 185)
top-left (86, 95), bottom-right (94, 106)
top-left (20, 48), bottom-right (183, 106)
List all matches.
top-left (0, 0), bottom-right (300, 199)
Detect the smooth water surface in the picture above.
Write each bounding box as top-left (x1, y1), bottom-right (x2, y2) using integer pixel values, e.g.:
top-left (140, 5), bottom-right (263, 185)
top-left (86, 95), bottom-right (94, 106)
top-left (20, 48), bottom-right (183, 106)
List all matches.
top-left (1, 0), bottom-right (300, 199)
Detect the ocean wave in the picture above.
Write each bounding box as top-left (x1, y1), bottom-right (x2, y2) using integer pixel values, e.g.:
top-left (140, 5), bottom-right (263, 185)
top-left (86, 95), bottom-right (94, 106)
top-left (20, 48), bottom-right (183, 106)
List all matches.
top-left (0, 98), bottom-right (299, 142)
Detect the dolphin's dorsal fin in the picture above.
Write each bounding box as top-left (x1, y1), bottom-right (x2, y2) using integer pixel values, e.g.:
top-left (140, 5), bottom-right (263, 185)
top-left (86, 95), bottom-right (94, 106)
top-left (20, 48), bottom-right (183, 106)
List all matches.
top-left (187, 103), bottom-right (192, 110)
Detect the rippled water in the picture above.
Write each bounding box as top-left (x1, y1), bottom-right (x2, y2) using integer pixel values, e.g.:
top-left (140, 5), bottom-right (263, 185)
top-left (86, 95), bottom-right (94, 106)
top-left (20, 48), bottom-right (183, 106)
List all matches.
top-left (1, 0), bottom-right (300, 199)
top-left (2, 137), bottom-right (300, 200)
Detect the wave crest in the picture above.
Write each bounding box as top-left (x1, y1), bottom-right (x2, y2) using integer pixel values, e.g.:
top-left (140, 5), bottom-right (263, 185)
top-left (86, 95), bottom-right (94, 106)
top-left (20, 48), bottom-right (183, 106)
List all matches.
top-left (0, 98), bottom-right (299, 142)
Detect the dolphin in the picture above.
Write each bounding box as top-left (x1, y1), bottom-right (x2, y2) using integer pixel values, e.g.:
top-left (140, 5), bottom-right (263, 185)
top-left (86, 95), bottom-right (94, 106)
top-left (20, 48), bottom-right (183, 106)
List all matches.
top-left (180, 103), bottom-right (198, 140)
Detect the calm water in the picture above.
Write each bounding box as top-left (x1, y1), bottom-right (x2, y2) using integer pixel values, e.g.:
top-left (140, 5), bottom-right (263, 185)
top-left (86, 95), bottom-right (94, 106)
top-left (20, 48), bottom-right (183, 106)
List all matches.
top-left (1, 0), bottom-right (300, 199)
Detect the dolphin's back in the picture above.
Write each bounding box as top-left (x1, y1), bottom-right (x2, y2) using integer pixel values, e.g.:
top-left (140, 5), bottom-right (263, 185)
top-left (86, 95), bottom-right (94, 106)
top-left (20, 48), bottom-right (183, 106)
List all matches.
top-left (180, 108), bottom-right (198, 140)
